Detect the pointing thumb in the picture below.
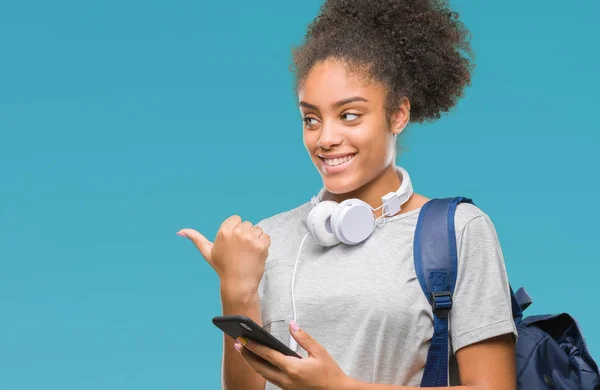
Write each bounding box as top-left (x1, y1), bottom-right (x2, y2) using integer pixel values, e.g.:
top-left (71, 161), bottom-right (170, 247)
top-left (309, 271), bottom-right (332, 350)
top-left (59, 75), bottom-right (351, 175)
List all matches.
top-left (177, 229), bottom-right (214, 263)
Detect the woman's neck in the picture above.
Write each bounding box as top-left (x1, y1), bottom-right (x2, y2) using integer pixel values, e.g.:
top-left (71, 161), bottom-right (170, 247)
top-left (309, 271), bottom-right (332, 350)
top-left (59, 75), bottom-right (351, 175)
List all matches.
top-left (329, 164), bottom-right (403, 218)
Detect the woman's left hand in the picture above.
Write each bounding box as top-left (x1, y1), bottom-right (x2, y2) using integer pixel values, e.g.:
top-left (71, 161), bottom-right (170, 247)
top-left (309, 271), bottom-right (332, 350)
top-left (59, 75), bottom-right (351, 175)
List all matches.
top-left (235, 321), bottom-right (353, 390)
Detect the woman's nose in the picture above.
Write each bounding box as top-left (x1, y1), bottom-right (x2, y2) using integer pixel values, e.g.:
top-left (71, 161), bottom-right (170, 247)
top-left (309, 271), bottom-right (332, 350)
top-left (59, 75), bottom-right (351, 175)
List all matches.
top-left (317, 123), bottom-right (343, 149)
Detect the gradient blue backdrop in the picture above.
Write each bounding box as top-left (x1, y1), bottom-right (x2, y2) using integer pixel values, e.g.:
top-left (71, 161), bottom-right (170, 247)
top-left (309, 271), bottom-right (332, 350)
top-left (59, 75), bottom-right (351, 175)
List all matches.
top-left (1, 1), bottom-right (599, 388)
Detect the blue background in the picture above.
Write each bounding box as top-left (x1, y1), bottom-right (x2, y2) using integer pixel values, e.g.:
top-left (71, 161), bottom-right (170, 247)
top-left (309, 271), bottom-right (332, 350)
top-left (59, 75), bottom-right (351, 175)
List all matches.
top-left (1, 0), bottom-right (599, 388)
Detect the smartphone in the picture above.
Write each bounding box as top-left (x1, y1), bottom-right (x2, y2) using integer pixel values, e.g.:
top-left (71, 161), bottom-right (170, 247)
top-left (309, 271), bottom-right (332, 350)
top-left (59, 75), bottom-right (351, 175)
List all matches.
top-left (212, 315), bottom-right (302, 358)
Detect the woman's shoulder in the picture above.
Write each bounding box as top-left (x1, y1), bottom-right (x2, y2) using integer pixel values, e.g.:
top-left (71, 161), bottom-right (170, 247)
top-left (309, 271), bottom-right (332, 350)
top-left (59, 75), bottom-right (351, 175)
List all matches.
top-left (255, 200), bottom-right (312, 236)
top-left (410, 193), bottom-right (491, 229)
top-left (415, 194), bottom-right (495, 239)
top-left (453, 201), bottom-right (499, 245)
top-left (455, 201), bottom-right (489, 226)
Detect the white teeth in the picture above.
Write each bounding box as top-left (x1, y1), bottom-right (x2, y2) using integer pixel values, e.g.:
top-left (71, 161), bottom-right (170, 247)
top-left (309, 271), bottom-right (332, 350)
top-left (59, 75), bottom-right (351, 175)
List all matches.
top-left (323, 154), bottom-right (355, 166)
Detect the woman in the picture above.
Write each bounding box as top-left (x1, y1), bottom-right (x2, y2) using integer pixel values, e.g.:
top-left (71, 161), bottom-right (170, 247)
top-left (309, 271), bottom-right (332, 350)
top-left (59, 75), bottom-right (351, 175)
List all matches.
top-left (178, 0), bottom-right (518, 388)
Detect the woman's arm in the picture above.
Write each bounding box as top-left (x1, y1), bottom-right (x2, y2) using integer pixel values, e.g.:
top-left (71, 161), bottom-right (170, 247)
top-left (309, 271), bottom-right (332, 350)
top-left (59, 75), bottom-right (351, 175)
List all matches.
top-left (342, 333), bottom-right (516, 390)
top-left (220, 284), bottom-right (266, 390)
top-left (177, 216), bottom-right (272, 390)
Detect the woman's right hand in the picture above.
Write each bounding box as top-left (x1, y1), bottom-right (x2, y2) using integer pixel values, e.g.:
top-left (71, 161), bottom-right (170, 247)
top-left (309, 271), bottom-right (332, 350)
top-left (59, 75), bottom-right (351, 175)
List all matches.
top-left (177, 215), bottom-right (271, 297)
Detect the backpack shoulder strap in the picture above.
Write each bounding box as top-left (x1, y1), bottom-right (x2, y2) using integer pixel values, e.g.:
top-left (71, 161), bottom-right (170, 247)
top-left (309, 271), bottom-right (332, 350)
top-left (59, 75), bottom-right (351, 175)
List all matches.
top-left (413, 197), bottom-right (473, 387)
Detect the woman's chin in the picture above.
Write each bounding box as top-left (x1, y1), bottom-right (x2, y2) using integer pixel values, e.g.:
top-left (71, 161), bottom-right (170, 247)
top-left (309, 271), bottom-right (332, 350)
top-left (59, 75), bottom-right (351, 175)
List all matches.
top-left (321, 176), bottom-right (362, 196)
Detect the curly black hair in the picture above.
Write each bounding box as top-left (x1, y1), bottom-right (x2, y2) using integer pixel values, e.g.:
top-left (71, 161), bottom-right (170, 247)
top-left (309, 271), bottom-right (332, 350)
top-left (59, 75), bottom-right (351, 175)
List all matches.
top-left (290, 0), bottom-right (474, 125)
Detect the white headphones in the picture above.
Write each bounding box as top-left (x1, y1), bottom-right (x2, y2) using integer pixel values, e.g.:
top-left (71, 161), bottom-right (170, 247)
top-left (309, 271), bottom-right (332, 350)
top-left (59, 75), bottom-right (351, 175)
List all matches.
top-left (304, 166), bottom-right (414, 247)
top-left (288, 165), bottom-right (414, 353)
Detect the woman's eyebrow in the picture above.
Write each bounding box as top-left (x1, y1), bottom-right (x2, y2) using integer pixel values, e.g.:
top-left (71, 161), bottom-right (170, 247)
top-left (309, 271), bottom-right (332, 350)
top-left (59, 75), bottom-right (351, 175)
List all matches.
top-left (299, 96), bottom-right (369, 111)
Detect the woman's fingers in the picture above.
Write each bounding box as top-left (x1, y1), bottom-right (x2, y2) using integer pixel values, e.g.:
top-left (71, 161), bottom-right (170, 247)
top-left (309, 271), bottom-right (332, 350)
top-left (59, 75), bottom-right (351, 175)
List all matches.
top-left (177, 229), bottom-right (214, 264)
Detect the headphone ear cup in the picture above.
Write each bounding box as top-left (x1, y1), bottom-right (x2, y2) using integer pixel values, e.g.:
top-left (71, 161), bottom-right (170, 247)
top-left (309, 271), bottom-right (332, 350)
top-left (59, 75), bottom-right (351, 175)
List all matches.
top-left (330, 199), bottom-right (375, 245)
top-left (305, 200), bottom-right (341, 247)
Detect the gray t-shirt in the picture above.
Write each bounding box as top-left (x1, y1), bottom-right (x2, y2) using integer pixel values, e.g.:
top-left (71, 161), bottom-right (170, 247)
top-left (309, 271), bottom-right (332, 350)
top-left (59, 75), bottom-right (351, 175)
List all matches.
top-left (256, 200), bottom-right (517, 388)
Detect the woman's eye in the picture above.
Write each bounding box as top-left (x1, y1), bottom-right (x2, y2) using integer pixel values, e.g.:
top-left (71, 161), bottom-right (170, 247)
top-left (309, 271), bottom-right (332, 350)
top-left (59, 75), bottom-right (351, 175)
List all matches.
top-left (303, 117), bottom-right (318, 126)
top-left (342, 112), bottom-right (361, 121)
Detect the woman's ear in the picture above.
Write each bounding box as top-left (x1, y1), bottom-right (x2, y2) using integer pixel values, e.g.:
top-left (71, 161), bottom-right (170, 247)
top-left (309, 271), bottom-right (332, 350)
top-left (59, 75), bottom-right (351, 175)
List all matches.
top-left (391, 97), bottom-right (411, 135)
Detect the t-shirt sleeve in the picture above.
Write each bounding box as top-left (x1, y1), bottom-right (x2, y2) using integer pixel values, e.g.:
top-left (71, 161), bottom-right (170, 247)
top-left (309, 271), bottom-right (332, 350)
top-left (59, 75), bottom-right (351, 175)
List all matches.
top-left (449, 213), bottom-right (518, 353)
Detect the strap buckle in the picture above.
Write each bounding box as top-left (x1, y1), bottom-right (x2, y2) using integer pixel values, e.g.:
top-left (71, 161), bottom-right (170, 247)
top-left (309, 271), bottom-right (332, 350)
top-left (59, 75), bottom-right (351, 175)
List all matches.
top-left (431, 291), bottom-right (453, 319)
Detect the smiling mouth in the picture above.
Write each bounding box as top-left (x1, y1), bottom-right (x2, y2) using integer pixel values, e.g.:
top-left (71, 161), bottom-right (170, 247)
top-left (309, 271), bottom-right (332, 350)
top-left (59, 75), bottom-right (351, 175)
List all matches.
top-left (319, 154), bottom-right (357, 166)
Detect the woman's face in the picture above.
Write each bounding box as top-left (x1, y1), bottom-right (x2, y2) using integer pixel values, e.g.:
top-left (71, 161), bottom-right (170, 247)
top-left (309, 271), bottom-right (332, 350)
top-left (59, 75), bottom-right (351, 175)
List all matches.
top-left (298, 58), bottom-right (408, 196)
